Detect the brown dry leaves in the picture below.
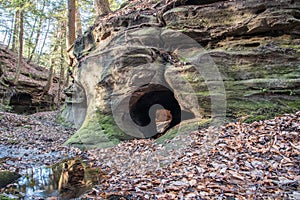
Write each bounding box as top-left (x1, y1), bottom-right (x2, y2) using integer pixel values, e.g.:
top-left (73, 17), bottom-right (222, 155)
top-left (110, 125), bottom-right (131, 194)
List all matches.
top-left (83, 111), bottom-right (300, 199)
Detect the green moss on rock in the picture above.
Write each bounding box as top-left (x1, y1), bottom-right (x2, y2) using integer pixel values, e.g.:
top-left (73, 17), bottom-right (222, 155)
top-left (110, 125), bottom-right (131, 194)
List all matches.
top-left (64, 111), bottom-right (134, 149)
top-left (228, 98), bottom-right (300, 123)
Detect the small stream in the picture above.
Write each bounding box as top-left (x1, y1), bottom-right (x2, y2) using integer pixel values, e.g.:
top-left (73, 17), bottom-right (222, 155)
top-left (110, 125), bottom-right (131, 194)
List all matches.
top-left (0, 145), bottom-right (101, 199)
top-left (3, 159), bottom-right (101, 199)
top-left (5, 166), bottom-right (61, 199)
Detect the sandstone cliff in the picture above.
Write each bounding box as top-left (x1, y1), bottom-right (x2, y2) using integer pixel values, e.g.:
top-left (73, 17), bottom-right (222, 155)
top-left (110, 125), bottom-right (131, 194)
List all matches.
top-left (0, 45), bottom-right (61, 113)
top-left (63, 0), bottom-right (300, 148)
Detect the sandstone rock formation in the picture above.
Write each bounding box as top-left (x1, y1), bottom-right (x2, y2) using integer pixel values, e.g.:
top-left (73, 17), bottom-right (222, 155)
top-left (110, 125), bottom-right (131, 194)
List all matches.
top-left (0, 46), bottom-right (61, 114)
top-left (64, 0), bottom-right (300, 148)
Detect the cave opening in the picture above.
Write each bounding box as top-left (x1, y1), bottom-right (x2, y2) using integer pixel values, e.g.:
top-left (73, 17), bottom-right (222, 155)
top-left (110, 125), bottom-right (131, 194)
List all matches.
top-left (129, 84), bottom-right (185, 138)
top-left (9, 93), bottom-right (34, 114)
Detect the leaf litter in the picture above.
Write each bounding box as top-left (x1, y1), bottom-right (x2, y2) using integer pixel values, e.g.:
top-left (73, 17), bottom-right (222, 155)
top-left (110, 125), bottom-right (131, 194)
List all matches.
top-left (82, 111), bottom-right (300, 199)
top-left (0, 110), bottom-right (299, 199)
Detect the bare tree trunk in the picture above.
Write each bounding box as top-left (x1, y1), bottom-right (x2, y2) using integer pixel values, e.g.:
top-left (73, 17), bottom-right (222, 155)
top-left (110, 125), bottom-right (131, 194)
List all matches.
top-left (28, 19), bottom-right (44, 63)
top-left (43, 59), bottom-right (54, 93)
top-left (2, 31), bottom-right (7, 44)
top-left (11, 10), bottom-right (19, 52)
top-left (94, 0), bottom-right (111, 16)
top-left (57, 22), bottom-right (66, 108)
top-left (37, 18), bottom-right (51, 64)
top-left (75, 7), bottom-right (82, 37)
top-left (6, 17), bottom-right (14, 50)
top-left (27, 17), bottom-right (38, 58)
top-left (28, 0), bottom-right (46, 63)
top-left (67, 0), bottom-right (76, 50)
top-left (57, 50), bottom-right (65, 107)
top-left (13, 10), bottom-right (24, 85)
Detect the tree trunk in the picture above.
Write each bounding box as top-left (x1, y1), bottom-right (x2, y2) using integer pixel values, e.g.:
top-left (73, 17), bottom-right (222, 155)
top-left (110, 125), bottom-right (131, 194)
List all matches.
top-left (94, 0), bottom-right (111, 16)
top-left (2, 31), bottom-right (7, 44)
top-left (57, 22), bottom-right (66, 107)
top-left (27, 17), bottom-right (38, 58)
top-left (67, 0), bottom-right (76, 50)
top-left (13, 10), bottom-right (24, 85)
top-left (28, 18), bottom-right (44, 63)
top-left (6, 17), bottom-right (14, 50)
top-left (11, 10), bottom-right (19, 52)
top-left (76, 7), bottom-right (82, 37)
top-left (28, 0), bottom-right (46, 63)
top-left (37, 18), bottom-right (51, 64)
top-left (43, 59), bottom-right (54, 93)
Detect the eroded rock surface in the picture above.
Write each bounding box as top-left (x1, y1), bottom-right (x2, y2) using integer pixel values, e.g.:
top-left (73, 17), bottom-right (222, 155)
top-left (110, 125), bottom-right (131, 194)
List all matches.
top-left (64, 0), bottom-right (300, 148)
top-left (0, 46), bottom-right (62, 114)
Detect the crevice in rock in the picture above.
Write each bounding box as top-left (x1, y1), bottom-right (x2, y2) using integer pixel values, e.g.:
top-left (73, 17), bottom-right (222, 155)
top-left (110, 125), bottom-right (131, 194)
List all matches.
top-left (243, 42), bottom-right (261, 47)
top-left (185, 0), bottom-right (223, 5)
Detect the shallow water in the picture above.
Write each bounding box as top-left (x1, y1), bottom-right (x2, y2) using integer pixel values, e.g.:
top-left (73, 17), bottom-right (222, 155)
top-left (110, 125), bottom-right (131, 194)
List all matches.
top-left (2, 159), bottom-right (99, 199)
top-left (8, 166), bottom-right (60, 199)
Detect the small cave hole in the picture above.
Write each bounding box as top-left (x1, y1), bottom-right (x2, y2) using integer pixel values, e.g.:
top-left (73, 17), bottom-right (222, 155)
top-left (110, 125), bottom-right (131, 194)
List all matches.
top-left (121, 21), bottom-right (129, 27)
top-left (254, 7), bottom-right (266, 15)
top-left (129, 84), bottom-right (182, 138)
top-left (9, 93), bottom-right (33, 114)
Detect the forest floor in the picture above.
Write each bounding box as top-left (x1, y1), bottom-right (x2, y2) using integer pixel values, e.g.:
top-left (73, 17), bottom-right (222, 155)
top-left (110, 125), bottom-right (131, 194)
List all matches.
top-left (0, 111), bottom-right (299, 199)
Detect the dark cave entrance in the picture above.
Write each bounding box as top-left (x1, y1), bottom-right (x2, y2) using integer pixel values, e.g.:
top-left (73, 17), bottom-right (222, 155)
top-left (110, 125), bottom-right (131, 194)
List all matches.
top-left (9, 93), bottom-right (34, 114)
top-left (129, 84), bottom-right (183, 138)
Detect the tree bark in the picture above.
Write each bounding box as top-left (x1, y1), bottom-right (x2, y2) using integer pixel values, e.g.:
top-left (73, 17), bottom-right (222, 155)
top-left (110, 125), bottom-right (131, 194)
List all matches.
top-left (28, 0), bottom-right (46, 63)
top-left (43, 61), bottom-right (54, 93)
top-left (57, 21), bottom-right (66, 107)
top-left (11, 10), bottom-right (19, 52)
top-left (37, 18), bottom-right (51, 64)
top-left (27, 17), bottom-right (38, 58)
top-left (75, 7), bottom-right (82, 37)
top-left (94, 0), bottom-right (111, 16)
top-left (6, 17), bottom-right (14, 50)
top-left (67, 0), bottom-right (76, 50)
top-left (13, 10), bottom-right (24, 85)
top-left (2, 31), bottom-right (7, 44)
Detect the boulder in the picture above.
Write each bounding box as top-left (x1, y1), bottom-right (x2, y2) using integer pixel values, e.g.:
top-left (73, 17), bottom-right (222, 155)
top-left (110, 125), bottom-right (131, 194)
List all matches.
top-left (63, 0), bottom-right (300, 149)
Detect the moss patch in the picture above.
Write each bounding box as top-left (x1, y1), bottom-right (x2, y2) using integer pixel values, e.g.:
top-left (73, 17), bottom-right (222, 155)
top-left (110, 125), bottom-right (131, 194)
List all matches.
top-left (64, 111), bottom-right (134, 149)
top-left (227, 98), bottom-right (300, 123)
